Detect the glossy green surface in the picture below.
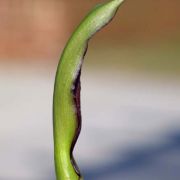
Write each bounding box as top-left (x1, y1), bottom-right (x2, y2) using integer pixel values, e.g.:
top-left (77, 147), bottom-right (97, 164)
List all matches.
top-left (53, 0), bottom-right (125, 179)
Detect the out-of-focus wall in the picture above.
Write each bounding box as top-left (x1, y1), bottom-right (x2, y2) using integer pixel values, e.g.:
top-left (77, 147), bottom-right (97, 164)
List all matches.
top-left (0, 0), bottom-right (68, 60)
top-left (0, 0), bottom-right (180, 60)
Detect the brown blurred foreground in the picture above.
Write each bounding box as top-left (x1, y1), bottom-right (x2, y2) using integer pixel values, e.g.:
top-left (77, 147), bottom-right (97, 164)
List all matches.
top-left (0, 0), bottom-right (180, 60)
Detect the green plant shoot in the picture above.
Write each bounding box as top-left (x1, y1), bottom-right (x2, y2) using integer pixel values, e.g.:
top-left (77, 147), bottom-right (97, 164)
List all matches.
top-left (53, 0), bottom-right (125, 179)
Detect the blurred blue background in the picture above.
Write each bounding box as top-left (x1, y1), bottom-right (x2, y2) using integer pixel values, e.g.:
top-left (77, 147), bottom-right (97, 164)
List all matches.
top-left (0, 0), bottom-right (180, 179)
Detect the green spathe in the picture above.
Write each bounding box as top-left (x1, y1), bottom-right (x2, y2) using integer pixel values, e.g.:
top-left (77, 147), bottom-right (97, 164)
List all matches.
top-left (53, 0), bottom-right (125, 179)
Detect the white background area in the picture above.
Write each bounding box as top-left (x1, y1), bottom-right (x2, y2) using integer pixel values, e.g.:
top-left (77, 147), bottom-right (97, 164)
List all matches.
top-left (0, 64), bottom-right (180, 179)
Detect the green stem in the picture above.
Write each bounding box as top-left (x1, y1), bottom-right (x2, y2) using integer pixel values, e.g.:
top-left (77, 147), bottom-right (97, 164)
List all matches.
top-left (53, 0), bottom-right (125, 179)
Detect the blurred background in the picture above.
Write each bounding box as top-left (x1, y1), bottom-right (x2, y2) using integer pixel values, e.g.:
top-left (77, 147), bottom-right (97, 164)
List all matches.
top-left (0, 0), bottom-right (180, 179)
